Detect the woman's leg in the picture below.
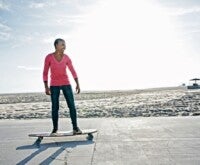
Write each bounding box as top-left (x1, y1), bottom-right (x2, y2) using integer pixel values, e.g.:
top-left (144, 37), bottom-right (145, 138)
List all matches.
top-left (50, 86), bottom-right (60, 131)
top-left (61, 85), bottom-right (78, 130)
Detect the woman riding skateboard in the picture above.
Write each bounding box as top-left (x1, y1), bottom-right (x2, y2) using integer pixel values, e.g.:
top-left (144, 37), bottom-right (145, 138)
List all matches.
top-left (42, 38), bottom-right (82, 135)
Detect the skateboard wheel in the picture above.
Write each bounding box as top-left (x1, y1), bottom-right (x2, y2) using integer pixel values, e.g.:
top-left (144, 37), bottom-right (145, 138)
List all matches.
top-left (87, 133), bottom-right (93, 140)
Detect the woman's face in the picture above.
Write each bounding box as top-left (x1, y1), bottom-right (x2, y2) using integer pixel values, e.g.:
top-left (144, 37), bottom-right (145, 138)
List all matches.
top-left (56, 41), bottom-right (66, 51)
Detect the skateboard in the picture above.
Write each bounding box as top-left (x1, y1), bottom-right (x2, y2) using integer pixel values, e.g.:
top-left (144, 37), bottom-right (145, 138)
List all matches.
top-left (28, 129), bottom-right (97, 147)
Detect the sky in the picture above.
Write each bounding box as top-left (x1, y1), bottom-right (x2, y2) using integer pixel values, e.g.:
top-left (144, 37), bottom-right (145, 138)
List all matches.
top-left (0, 0), bottom-right (200, 93)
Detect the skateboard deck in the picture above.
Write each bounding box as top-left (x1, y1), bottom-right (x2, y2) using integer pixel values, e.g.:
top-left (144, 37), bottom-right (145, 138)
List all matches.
top-left (29, 129), bottom-right (97, 137)
top-left (28, 129), bottom-right (97, 148)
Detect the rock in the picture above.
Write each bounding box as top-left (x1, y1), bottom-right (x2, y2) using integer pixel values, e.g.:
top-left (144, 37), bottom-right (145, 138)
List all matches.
top-left (128, 112), bottom-right (137, 117)
top-left (168, 112), bottom-right (178, 116)
top-left (192, 112), bottom-right (200, 116)
top-left (163, 109), bottom-right (173, 113)
top-left (142, 113), bottom-right (150, 117)
top-left (181, 112), bottom-right (189, 116)
top-left (152, 113), bottom-right (160, 117)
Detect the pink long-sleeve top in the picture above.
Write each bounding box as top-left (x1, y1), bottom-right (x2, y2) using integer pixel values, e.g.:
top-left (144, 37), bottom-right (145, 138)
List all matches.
top-left (43, 53), bottom-right (78, 86)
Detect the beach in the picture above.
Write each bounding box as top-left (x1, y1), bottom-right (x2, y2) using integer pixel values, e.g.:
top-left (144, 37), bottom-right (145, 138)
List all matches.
top-left (1, 87), bottom-right (200, 164)
top-left (0, 87), bottom-right (200, 119)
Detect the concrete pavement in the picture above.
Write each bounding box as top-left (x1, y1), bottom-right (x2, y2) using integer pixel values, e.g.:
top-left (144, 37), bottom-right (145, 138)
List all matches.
top-left (0, 117), bottom-right (200, 165)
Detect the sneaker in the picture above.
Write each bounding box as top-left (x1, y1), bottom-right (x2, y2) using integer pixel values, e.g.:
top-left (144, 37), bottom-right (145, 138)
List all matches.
top-left (50, 128), bottom-right (58, 135)
top-left (73, 127), bottom-right (82, 135)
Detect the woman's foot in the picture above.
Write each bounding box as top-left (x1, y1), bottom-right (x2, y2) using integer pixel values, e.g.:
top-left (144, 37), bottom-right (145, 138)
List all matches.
top-left (73, 127), bottom-right (82, 135)
top-left (51, 128), bottom-right (58, 135)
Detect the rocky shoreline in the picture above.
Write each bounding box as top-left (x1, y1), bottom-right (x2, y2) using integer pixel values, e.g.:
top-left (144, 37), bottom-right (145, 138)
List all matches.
top-left (0, 87), bottom-right (200, 119)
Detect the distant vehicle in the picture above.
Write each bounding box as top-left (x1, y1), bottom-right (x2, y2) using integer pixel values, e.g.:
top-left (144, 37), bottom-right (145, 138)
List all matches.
top-left (187, 78), bottom-right (200, 89)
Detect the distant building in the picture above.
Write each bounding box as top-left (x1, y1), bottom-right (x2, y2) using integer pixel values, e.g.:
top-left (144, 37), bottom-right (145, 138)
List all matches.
top-left (187, 78), bottom-right (200, 89)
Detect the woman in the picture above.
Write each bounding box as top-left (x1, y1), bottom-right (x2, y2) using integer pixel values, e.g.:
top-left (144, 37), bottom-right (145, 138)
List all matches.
top-left (43, 38), bottom-right (82, 135)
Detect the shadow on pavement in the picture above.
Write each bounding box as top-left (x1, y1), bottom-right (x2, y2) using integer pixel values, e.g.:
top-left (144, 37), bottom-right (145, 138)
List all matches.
top-left (16, 140), bottom-right (94, 165)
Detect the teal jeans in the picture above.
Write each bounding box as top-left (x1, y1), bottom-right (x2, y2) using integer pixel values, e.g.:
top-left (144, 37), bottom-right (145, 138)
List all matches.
top-left (50, 85), bottom-right (78, 130)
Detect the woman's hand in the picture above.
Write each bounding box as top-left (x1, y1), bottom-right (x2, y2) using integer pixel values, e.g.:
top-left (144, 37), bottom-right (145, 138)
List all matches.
top-left (76, 85), bottom-right (80, 94)
top-left (45, 87), bottom-right (51, 95)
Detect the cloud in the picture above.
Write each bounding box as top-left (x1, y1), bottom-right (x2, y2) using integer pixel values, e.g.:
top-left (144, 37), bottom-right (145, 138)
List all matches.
top-left (0, 31), bottom-right (10, 40)
top-left (42, 37), bottom-right (55, 44)
top-left (0, 1), bottom-right (10, 10)
top-left (29, 1), bottom-right (56, 9)
top-left (17, 65), bottom-right (41, 71)
top-left (0, 23), bottom-right (12, 41)
top-left (11, 34), bottom-right (34, 48)
top-left (42, 33), bottom-right (72, 44)
top-left (166, 6), bottom-right (200, 15)
top-left (0, 23), bottom-right (12, 31)
top-left (29, 11), bottom-right (87, 26)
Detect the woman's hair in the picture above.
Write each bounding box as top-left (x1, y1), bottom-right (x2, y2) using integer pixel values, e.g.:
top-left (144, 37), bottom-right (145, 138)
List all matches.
top-left (54, 38), bottom-right (65, 48)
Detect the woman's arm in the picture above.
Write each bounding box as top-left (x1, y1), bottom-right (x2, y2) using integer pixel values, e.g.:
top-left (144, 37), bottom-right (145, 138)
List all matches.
top-left (67, 56), bottom-right (80, 94)
top-left (43, 55), bottom-right (51, 95)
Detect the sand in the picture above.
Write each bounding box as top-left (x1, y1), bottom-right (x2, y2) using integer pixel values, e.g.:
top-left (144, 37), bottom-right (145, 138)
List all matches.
top-left (0, 87), bottom-right (200, 119)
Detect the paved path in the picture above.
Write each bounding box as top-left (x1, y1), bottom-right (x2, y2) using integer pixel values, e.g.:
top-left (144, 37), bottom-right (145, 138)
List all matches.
top-left (0, 117), bottom-right (200, 165)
